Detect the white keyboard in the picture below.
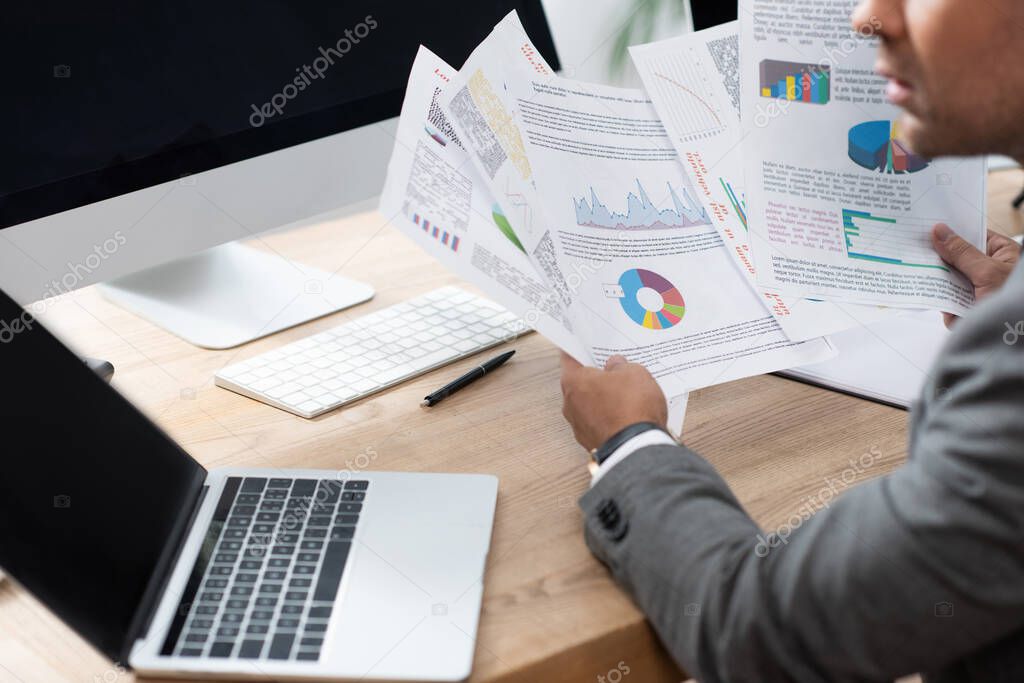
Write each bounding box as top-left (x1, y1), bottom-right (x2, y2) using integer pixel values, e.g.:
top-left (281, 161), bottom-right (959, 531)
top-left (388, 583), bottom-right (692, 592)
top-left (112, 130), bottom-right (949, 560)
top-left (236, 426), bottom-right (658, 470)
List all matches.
top-left (215, 287), bottom-right (528, 418)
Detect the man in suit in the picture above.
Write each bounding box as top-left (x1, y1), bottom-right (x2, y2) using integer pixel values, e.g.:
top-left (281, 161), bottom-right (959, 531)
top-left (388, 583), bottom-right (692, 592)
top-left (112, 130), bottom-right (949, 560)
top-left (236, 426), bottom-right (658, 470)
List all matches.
top-left (560, 1), bottom-right (1024, 681)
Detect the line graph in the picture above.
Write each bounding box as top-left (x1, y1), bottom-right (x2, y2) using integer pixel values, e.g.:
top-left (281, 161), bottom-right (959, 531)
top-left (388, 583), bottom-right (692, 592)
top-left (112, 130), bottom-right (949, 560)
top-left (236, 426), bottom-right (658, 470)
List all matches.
top-left (574, 179), bottom-right (710, 230)
top-left (639, 48), bottom-right (729, 142)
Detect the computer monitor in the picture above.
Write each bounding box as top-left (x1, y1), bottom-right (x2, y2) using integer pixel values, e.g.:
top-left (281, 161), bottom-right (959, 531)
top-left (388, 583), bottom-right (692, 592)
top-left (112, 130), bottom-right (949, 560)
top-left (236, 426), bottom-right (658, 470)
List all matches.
top-left (1, 2), bottom-right (559, 348)
top-left (691, 1), bottom-right (737, 31)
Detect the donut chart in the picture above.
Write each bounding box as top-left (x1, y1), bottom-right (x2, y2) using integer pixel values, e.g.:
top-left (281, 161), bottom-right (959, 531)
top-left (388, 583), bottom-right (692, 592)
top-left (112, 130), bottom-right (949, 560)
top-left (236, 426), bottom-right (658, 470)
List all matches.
top-left (618, 268), bottom-right (685, 330)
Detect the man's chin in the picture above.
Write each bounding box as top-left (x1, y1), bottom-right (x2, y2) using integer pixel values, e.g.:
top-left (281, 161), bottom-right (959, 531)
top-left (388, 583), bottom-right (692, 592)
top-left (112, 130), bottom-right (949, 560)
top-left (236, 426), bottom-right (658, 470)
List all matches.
top-left (897, 112), bottom-right (947, 159)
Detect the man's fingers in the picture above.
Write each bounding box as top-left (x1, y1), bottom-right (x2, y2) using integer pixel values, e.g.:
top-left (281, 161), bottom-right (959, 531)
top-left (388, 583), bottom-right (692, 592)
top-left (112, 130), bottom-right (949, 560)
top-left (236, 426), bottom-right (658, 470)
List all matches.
top-left (604, 354), bottom-right (628, 370)
top-left (932, 224), bottom-right (991, 282)
top-left (942, 311), bottom-right (958, 329)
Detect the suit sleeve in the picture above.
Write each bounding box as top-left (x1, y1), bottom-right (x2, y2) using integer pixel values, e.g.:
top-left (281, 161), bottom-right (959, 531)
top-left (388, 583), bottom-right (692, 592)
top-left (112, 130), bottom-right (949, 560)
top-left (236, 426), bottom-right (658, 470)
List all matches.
top-left (579, 286), bottom-right (1024, 682)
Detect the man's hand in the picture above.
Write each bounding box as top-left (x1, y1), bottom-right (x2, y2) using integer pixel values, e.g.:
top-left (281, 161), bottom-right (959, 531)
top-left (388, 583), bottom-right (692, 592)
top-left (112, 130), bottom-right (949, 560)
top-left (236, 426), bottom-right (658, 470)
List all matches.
top-left (932, 224), bottom-right (1021, 327)
top-left (560, 353), bottom-right (667, 452)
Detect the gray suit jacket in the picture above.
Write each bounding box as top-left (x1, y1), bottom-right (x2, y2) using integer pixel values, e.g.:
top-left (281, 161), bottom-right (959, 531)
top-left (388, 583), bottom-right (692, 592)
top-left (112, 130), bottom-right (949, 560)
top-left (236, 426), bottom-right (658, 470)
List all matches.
top-left (580, 262), bottom-right (1024, 682)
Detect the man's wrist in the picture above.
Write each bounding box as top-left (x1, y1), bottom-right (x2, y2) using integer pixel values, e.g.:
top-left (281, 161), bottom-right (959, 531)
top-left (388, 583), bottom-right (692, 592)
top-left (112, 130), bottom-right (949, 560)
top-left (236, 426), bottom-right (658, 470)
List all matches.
top-left (590, 424), bottom-right (676, 486)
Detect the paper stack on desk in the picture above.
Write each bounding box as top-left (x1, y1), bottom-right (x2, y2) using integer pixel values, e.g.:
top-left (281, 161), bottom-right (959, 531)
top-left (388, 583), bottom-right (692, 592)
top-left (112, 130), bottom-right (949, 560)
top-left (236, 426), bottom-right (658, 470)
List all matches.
top-left (380, 9), bottom-right (986, 410)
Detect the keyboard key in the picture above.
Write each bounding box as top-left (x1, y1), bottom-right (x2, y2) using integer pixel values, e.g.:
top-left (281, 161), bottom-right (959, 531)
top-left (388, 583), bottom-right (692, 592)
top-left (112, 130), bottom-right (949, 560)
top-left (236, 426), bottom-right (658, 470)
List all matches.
top-left (285, 591), bottom-right (308, 601)
top-left (259, 584), bottom-right (282, 594)
top-left (289, 578), bottom-right (312, 588)
top-left (180, 648), bottom-right (203, 657)
top-left (313, 542), bottom-right (351, 602)
top-left (307, 516), bottom-right (331, 527)
top-left (251, 609), bottom-right (275, 621)
top-left (221, 613), bottom-right (244, 623)
top-left (240, 560), bottom-right (262, 570)
top-left (184, 632), bottom-right (208, 643)
top-left (293, 565), bottom-right (315, 575)
top-left (301, 636), bottom-right (325, 646)
top-left (296, 652), bottom-right (320, 661)
top-left (195, 606), bottom-right (218, 615)
top-left (257, 512), bottom-right (280, 522)
top-left (304, 623), bottom-right (327, 633)
top-left (281, 604), bottom-right (303, 615)
top-left (217, 626), bottom-right (239, 637)
top-left (209, 642), bottom-right (235, 657)
top-left (234, 505), bottom-right (257, 515)
top-left (246, 624), bottom-right (269, 635)
top-left (255, 597), bottom-right (278, 607)
top-left (268, 478), bottom-right (292, 489)
top-left (291, 480), bottom-right (317, 497)
top-left (277, 618), bottom-right (300, 628)
top-left (268, 634), bottom-right (295, 660)
top-left (238, 640), bottom-right (264, 659)
top-left (236, 494), bottom-right (260, 504)
top-left (341, 492), bottom-right (365, 502)
top-left (309, 606), bottom-right (332, 619)
top-left (329, 526), bottom-right (355, 541)
top-left (265, 570), bottom-right (287, 581)
top-left (210, 566), bottom-right (233, 576)
top-left (335, 514), bottom-right (359, 525)
top-left (199, 592), bottom-right (224, 602)
top-left (269, 558), bottom-right (290, 568)
top-left (241, 478), bottom-right (267, 493)
top-left (230, 586), bottom-right (253, 597)
top-left (205, 579), bottom-right (228, 588)
top-left (338, 503), bottom-right (362, 514)
top-left (272, 546), bottom-right (296, 555)
top-left (300, 541), bottom-right (324, 551)
top-left (297, 552), bottom-right (320, 563)
top-left (304, 528), bottom-right (327, 538)
top-left (226, 599), bottom-right (248, 610)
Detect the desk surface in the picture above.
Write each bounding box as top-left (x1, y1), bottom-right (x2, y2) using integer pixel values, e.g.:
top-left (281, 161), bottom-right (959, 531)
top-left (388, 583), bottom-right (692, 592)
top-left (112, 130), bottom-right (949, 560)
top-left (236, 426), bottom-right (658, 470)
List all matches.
top-left (1, 170), bottom-right (1021, 683)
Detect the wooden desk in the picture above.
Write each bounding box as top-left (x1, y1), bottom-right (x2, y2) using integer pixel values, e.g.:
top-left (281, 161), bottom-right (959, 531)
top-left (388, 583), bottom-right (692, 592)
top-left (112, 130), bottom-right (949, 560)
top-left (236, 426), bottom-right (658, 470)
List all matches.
top-left (1, 170), bottom-right (1021, 683)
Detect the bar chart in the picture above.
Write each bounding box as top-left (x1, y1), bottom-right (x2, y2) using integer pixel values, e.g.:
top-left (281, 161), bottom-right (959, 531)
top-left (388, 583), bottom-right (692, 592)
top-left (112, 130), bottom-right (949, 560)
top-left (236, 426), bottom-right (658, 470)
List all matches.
top-left (842, 209), bottom-right (948, 271)
top-left (759, 59), bottom-right (830, 105)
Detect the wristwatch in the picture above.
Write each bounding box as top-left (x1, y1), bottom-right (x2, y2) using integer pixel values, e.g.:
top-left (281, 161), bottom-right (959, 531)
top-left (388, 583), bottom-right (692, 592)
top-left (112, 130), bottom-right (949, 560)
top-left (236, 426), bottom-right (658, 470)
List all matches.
top-left (590, 422), bottom-right (671, 467)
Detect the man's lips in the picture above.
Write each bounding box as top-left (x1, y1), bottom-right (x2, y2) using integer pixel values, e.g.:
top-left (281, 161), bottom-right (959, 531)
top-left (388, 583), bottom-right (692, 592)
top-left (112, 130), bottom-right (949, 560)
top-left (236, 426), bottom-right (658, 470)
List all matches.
top-left (884, 77), bottom-right (914, 106)
top-left (877, 64), bottom-right (915, 106)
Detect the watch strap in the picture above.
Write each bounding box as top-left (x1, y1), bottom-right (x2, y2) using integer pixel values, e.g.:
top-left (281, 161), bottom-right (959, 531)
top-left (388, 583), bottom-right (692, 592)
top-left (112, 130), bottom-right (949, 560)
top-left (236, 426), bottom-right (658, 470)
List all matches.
top-left (590, 422), bottom-right (669, 466)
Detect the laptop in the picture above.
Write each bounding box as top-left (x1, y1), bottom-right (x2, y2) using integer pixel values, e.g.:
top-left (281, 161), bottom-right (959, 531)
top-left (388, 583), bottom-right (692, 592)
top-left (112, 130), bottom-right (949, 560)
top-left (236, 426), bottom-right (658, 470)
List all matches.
top-left (0, 287), bottom-right (498, 681)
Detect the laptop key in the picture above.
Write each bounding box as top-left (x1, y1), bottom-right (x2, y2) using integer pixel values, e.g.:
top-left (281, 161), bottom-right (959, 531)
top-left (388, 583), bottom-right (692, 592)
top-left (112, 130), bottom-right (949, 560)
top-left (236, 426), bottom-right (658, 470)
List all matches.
top-left (209, 642), bottom-right (235, 657)
top-left (255, 597), bottom-right (278, 607)
top-left (180, 648), bottom-right (203, 657)
top-left (301, 636), bottom-right (325, 646)
top-left (313, 541), bottom-right (351, 602)
top-left (304, 528), bottom-right (327, 539)
top-left (281, 604), bottom-right (303, 615)
top-left (335, 514), bottom-right (358, 525)
top-left (217, 627), bottom-right (239, 637)
top-left (301, 541), bottom-right (324, 550)
top-left (329, 526), bottom-right (355, 541)
top-left (251, 609), bottom-right (274, 621)
top-left (291, 479), bottom-right (317, 496)
top-left (241, 478), bottom-right (267, 493)
top-left (184, 633), bottom-right (207, 643)
top-left (278, 618), bottom-right (300, 628)
top-left (240, 560), bottom-right (262, 570)
top-left (309, 606), bottom-right (332, 619)
top-left (304, 623), bottom-right (327, 633)
top-left (226, 599), bottom-right (248, 610)
top-left (344, 480), bottom-right (369, 491)
top-left (268, 478), bottom-right (292, 489)
top-left (265, 570), bottom-right (286, 581)
top-left (269, 558), bottom-right (290, 567)
top-left (268, 633), bottom-right (295, 659)
top-left (337, 503), bottom-right (362, 514)
top-left (289, 578), bottom-right (312, 587)
top-left (296, 652), bottom-right (320, 661)
top-left (236, 494), bottom-right (260, 504)
top-left (238, 640), bottom-right (264, 658)
top-left (247, 624), bottom-right (269, 635)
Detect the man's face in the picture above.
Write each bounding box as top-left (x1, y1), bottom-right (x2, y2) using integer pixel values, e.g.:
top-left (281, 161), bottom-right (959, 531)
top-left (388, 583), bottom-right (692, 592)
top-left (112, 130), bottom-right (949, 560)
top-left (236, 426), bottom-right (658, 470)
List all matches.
top-left (852, 0), bottom-right (1024, 158)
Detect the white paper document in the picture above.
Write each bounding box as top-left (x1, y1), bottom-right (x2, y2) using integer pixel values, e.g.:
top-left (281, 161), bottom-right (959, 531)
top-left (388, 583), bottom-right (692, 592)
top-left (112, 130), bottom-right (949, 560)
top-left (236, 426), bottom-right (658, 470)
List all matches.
top-left (738, 1), bottom-right (987, 314)
top-left (379, 46), bottom-right (588, 361)
top-left (630, 22), bottom-right (896, 341)
top-left (440, 14), bottom-right (835, 397)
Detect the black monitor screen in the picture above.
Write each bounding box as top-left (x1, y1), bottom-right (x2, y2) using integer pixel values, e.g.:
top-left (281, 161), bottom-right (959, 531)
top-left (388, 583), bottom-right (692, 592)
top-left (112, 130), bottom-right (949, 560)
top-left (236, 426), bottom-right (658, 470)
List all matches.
top-left (0, 2), bottom-right (560, 228)
top-left (0, 290), bottom-right (206, 662)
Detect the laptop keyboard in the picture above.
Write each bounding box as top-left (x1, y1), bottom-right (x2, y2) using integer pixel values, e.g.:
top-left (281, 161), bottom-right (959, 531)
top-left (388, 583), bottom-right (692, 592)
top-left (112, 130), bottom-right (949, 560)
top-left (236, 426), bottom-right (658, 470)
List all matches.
top-left (163, 476), bottom-right (367, 662)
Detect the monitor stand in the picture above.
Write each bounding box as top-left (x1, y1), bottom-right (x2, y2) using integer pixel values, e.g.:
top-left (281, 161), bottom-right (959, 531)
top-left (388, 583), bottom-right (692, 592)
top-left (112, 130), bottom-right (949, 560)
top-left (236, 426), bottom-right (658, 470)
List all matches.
top-left (99, 242), bottom-right (374, 349)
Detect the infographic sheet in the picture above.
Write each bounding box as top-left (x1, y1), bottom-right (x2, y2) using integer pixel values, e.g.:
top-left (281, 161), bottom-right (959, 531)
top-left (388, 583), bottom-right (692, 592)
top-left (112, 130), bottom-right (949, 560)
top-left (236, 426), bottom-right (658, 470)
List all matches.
top-left (738, 0), bottom-right (986, 314)
top-left (442, 14), bottom-right (835, 396)
top-left (631, 22), bottom-right (895, 341)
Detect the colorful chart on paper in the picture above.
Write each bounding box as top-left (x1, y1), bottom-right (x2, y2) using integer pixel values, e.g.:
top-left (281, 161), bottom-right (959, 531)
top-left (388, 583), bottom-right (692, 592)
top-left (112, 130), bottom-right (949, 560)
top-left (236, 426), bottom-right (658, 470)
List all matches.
top-left (618, 268), bottom-right (686, 330)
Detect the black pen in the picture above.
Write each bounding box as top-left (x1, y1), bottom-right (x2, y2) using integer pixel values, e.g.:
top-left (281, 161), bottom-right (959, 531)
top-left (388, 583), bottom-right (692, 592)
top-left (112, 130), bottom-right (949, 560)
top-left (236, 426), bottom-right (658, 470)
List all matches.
top-left (421, 350), bottom-right (515, 407)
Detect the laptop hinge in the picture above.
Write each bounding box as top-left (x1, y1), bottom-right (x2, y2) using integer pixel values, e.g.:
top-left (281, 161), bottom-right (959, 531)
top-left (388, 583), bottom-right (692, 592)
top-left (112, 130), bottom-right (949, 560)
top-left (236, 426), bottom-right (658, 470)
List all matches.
top-left (118, 469), bottom-right (208, 665)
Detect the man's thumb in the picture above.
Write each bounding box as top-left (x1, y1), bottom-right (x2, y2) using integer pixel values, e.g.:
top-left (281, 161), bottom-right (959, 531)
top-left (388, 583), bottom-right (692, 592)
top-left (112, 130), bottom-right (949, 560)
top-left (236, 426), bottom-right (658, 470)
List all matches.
top-left (932, 224), bottom-right (989, 281)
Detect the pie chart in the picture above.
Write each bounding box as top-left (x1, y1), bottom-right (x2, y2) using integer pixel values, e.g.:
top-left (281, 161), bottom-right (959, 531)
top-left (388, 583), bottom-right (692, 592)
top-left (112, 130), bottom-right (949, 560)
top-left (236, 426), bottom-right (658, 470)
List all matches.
top-left (848, 120), bottom-right (929, 174)
top-left (617, 268), bottom-right (685, 330)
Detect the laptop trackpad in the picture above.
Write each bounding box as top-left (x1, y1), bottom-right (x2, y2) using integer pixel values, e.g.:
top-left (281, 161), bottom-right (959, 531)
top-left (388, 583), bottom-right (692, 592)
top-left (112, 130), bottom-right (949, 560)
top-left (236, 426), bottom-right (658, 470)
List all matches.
top-left (324, 473), bottom-right (495, 680)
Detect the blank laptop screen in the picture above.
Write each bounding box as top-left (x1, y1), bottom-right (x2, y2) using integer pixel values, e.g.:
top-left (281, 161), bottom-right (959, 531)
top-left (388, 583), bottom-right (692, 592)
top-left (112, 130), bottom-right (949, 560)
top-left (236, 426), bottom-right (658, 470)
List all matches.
top-left (0, 289), bottom-right (206, 662)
